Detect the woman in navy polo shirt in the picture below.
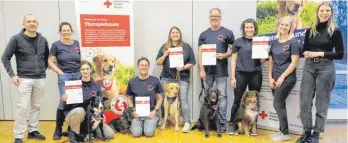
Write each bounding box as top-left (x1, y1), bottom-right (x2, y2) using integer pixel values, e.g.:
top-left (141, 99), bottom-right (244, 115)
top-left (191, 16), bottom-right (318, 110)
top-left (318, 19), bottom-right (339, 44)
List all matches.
top-left (48, 22), bottom-right (81, 140)
top-left (156, 26), bottom-right (196, 132)
top-left (228, 18), bottom-right (266, 135)
top-left (268, 16), bottom-right (301, 141)
top-left (62, 61), bottom-right (114, 142)
top-left (126, 57), bottom-right (163, 138)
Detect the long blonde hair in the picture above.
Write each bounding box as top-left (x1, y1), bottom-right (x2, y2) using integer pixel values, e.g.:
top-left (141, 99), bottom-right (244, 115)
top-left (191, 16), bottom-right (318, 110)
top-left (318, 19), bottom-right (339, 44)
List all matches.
top-left (310, 1), bottom-right (336, 38)
top-left (162, 26), bottom-right (184, 53)
top-left (275, 16), bottom-right (296, 40)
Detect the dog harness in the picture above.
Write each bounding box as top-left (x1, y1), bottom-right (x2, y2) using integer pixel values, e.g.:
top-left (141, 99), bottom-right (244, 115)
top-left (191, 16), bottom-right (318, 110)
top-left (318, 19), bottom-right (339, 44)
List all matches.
top-left (92, 112), bottom-right (103, 121)
top-left (166, 96), bottom-right (177, 104)
top-left (211, 105), bottom-right (218, 118)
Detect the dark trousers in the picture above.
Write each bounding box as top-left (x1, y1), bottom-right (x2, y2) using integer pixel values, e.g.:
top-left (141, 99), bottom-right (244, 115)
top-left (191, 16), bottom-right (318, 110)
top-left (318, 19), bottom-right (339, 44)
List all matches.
top-left (229, 71), bottom-right (262, 126)
top-left (300, 58), bottom-right (335, 133)
top-left (272, 78), bottom-right (296, 135)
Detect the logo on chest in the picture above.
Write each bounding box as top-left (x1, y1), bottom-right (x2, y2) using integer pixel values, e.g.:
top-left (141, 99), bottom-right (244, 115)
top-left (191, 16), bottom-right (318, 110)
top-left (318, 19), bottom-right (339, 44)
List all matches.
top-left (218, 35), bottom-right (223, 40)
top-left (148, 85), bottom-right (153, 91)
top-left (75, 47), bottom-right (80, 53)
top-left (283, 45), bottom-right (289, 51)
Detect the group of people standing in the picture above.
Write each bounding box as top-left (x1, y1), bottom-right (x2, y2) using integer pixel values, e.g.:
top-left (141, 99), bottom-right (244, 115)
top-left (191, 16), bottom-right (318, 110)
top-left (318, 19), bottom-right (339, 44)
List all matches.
top-left (1, 1), bottom-right (344, 143)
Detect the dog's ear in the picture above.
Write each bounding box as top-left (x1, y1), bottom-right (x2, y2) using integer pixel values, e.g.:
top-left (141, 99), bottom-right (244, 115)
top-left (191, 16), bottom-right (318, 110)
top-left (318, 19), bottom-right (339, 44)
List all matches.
top-left (217, 89), bottom-right (221, 98)
top-left (93, 55), bottom-right (103, 66)
top-left (240, 91), bottom-right (248, 107)
top-left (103, 97), bottom-right (109, 102)
top-left (204, 92), bottom-right (211, 105)
top-left (87, 96), bottom-right (96, 104)
top-left (114, 57), bottom-right (120, 67)
top-left (164, 83), bottom-right (169, 92)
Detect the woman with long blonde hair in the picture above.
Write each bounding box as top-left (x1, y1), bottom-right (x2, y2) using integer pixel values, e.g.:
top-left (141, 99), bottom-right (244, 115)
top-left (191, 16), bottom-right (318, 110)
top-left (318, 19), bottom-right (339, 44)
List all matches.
top-left (297, 2), bottom-right (344, 143)
top-left (268, 16), bottom-right (301, 141)
top-left (156, 26), bottom-right (196, 132)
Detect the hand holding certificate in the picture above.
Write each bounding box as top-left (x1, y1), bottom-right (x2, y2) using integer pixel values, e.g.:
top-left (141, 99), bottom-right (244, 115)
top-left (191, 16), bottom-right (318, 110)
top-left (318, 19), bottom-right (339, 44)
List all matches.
top-left (252, 36), bottom-right (270, 59)
top-left (201, 44), bottom-right (216, 65)
top-left (135, 97), bottom-right (150, 117)
top-left (65, 80), bottom-right (83, 104)
top-left (169, 47), bottom-right (184, 68)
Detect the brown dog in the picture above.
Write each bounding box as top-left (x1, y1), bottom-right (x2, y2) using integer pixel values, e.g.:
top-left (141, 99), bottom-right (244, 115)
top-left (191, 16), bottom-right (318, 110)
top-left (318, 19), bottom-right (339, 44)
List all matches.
top-left (160, 82), bottom-right (184, 131)
top-left (93, 54), bottom-right (119, 100)
top-left (278, 0), bottom-right (307, 29)
top-left (235, 91), bottom-right (260, 136)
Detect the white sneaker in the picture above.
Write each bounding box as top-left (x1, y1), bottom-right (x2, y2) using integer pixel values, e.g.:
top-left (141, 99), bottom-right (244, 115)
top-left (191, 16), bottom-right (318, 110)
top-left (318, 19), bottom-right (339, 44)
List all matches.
top-left (270, 132), bottom-right (291, 141)
top-left (182, 123), bottom-right (191, 133)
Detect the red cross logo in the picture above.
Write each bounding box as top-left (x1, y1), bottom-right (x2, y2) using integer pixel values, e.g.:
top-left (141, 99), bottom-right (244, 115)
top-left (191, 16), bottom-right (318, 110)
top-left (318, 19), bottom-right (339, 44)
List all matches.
top-left (259, 111), bottom-right (268, 119)
top-left (104, 0), bottom-right (112, 8)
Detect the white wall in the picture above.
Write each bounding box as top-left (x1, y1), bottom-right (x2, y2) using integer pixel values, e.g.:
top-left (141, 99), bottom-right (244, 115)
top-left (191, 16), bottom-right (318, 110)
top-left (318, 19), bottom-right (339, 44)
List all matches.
top-left (0, 0), bottom-right (256, 120)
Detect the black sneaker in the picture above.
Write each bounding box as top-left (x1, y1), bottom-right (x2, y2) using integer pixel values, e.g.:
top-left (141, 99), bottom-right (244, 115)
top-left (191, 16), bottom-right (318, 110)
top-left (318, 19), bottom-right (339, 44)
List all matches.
top-left (296, 131), bottom-right (311, 143)
top-left (311, 132), bottom-right (320, 143)
top-left (227, 124), bottom-right (235, 135)
top-left (53, 127), bottom-right (62, 140)
top-left (14, 138), bottom-right (23, 143)
top-left (220, 123), bottom-right (226, 133)
top-left (27, 131), bottom-right (46, 140)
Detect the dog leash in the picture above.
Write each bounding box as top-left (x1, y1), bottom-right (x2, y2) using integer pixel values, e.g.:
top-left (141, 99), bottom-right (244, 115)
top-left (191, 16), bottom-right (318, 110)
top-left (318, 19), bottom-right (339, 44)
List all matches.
top-left (175, 71), bottom-right (181, 111)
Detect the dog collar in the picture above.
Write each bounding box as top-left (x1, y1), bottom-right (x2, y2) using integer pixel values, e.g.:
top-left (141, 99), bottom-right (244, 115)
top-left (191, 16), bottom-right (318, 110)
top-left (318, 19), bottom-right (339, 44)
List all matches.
top-left (167, 96), bottom-right (177, 104)
top-left (92, 113), bottom-right (103, 120)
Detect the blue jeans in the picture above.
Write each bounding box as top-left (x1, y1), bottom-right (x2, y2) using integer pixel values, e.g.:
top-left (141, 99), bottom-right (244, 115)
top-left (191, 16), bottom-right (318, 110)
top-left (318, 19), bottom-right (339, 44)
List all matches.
top-left (300, 58), bottom-right (336, 134)
top-left (57, 72), bottom-right (81, 110)
top-left (130, 116), bottom-right (159, 137)
top-left (161, 78), bottom-right (191, 124)
top-left (206, 75), bottom-right (228, 124)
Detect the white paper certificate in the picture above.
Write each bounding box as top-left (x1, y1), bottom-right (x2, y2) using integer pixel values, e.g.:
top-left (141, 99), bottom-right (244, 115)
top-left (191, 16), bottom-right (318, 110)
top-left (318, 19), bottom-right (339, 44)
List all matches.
top-left (135, 97), bottom-right (150, 117)
top-left (252, 36), bottom-right (270, 59)
top-left (201, 44), bottom-right (216, 65)
top-left (169, 47), bottom-right (184, 68)
top-left (65, 80), bottom-right (83, 104)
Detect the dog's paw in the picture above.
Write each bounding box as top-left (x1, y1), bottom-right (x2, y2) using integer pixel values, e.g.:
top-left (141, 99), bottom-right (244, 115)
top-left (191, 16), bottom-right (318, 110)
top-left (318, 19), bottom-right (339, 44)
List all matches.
top-left (205, 134), bottom-right (209, 138)
top-left (160, 125), bottom-right (165, 130)
top-left (175, 127), bottom-right (179, 132)
top-left (235, 132), bottom-right (239, 135)
top-left (217, 134), bottom-right (222, 138)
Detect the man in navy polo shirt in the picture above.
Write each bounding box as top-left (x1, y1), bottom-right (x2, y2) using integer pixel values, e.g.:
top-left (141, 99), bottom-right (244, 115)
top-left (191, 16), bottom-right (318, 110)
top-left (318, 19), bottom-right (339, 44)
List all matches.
top-left (198, 8), bottom-right (235, 132)
top-left (126, 57), bottom-right (163, 137)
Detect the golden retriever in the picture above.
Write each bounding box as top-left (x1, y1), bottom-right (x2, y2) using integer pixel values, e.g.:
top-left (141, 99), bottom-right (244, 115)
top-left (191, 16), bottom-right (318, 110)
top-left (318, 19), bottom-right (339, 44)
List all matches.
top-left (278, 0), bottom-right (307, 29)
top-left (93, 54), bottom-right (119, 100)
top-left (160, 82), bottom-right (184, 131)
top-left (235, 91), bottom-right (259, 136)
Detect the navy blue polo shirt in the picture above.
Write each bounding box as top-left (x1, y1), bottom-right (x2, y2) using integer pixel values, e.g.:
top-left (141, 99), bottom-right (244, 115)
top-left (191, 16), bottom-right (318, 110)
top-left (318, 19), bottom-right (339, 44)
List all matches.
top-left (270, 37), bottom-right (301, 81)
top-left (49, 40), bottom-right (80, 73)
top-left (156, 43), bottom-right (196, 82)
top-left (232, 37), bottom-right (261, 72)
top-left (126, 76), bottom-right (163, 110)
top-left (198, 26), bottom-right (235, 77)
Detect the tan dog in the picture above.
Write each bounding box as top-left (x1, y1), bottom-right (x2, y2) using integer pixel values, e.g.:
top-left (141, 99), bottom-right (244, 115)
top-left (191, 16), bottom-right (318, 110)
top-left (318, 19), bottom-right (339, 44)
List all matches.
top-left (235, 91), bottom-right (259, 136)
top-left (278, 0), bottom-right (307, 29)
top-left (161, 82), bottom-right (184, 131)
top-left (93, 54), bottom-right (120, 100)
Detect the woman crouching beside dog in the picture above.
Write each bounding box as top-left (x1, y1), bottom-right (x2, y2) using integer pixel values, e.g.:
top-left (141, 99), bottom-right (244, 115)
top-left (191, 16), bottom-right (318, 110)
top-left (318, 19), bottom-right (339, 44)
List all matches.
top-left (156, 26), bottom-right (196, 133)
top-left (61, 61), bottom-right (114, 142)
top-left (126, 57), bottom-right (164, 138)
top-left (228, 18), bottom-right (267, 135)
top-left (268, 16), bottom-right (301, 141)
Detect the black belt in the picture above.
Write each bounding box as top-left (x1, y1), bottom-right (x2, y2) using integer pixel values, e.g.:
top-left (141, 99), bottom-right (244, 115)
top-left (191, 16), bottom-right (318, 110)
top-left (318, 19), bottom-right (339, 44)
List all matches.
top-left (309, 57), bottom-right (331, 63)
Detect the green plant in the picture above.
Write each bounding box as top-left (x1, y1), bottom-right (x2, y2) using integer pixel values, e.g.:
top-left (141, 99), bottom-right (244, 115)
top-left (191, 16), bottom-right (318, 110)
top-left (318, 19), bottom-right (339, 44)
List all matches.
top-left (257, 16), bottom-right (277, 35)
top-left (114, 65), bottom-right (135, 85)
top-left (300, 2), bottom-right (319, 27)
top-left (257, 1), bottom-right (278, 19)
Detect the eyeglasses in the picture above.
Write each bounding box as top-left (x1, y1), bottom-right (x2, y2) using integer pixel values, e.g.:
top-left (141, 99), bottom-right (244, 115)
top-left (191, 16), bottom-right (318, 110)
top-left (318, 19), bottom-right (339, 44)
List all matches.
top-left (210, 15), bottom-right (221, 18)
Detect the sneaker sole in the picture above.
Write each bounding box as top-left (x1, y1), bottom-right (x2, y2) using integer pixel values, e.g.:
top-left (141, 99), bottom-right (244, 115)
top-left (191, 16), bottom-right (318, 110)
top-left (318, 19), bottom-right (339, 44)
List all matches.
top-left (27, 136), bottom-right (45, 140)
top-left (228, 132), bottom-right (235, 135)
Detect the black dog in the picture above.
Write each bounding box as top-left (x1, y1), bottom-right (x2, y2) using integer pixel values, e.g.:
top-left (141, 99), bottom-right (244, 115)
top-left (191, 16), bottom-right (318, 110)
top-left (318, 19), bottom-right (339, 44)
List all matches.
top-left (191, 87), bottom-right (221, 138)
top-left (109, 107), bottom-right (134, 134)
top-left (86, 96), bottom-right (109, 142)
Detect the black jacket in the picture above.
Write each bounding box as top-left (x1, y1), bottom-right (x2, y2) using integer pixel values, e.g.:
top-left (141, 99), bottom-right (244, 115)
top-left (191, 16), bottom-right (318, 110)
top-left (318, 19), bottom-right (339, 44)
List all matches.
top-left (1, 29), bottom-right (49, 78)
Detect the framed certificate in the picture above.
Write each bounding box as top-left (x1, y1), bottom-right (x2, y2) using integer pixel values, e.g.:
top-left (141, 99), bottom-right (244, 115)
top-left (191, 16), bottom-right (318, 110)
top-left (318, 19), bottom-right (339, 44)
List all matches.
top-left (135, 97), bottom-right (150, 117)
top-left (201, 44), bottom-right (216, 65)
top-left (252, 36), bottom-right (270, 59)
top-left (168, 47), bottom-right (184, 68)
top-left (65, 80), bottom-right (83, 104)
